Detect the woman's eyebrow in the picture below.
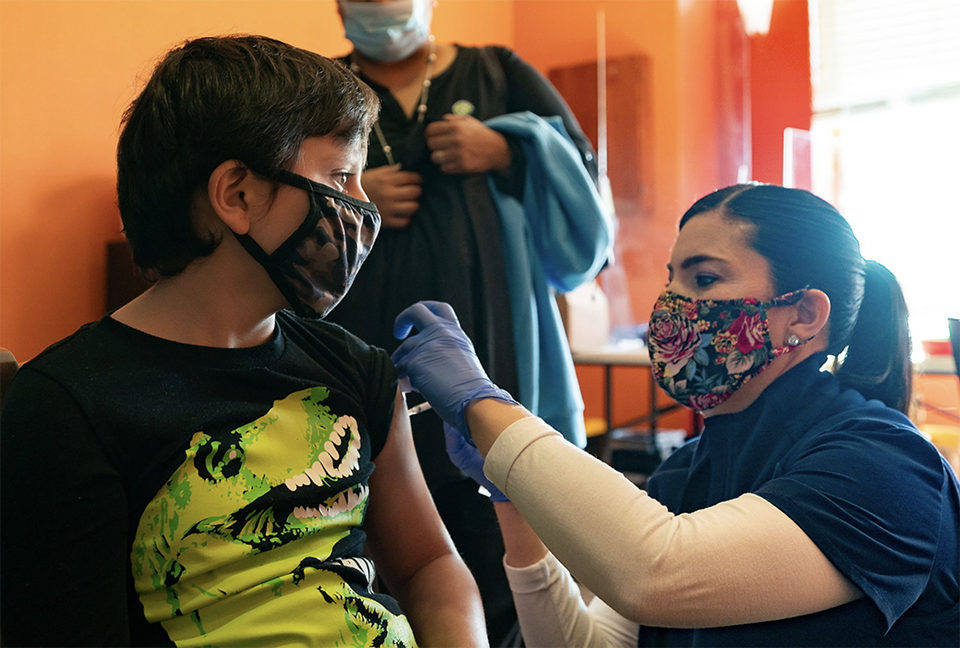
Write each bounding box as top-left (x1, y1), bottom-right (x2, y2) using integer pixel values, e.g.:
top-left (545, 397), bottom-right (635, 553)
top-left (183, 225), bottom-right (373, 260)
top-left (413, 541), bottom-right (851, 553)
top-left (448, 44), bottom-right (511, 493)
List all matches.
top-left (680, 254), bottom-right (725, 270)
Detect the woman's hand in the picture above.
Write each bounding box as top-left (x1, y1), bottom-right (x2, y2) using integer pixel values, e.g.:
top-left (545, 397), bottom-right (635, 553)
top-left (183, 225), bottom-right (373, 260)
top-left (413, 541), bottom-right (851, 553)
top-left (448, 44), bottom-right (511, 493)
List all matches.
top-left (392, 300), bottom-right (518, 440)
top-left (425, 114), bottom-right (512, 175)
top-left (443, 422), bottom-right (508, 501)
top-left (360, 164), bottom-right (422, 228)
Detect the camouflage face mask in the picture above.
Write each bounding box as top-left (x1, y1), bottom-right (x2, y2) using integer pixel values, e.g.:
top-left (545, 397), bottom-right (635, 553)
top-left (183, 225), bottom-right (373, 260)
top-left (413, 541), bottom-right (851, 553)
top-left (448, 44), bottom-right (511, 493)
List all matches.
top-left (235, 169), bottom-right (380, 319)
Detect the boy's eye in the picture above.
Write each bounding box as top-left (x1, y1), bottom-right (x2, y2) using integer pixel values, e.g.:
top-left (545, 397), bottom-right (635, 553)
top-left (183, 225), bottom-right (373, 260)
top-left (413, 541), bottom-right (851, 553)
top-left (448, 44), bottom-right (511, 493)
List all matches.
top-left (331, 172), bottom-right (350, 187)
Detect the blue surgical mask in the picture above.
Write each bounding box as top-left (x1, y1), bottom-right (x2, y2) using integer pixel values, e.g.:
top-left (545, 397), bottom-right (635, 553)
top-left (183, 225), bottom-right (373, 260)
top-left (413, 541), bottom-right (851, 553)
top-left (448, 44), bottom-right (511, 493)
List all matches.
top-left (341, 0), bottom-right (433, 62)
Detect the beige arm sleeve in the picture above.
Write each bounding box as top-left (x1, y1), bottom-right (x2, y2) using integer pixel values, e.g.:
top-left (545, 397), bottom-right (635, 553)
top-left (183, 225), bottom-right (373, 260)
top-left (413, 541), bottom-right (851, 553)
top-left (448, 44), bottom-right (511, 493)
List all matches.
top-left (505, 551), bottom-right (639, 648)
top-left (485, 417), bottom-right (862, 628)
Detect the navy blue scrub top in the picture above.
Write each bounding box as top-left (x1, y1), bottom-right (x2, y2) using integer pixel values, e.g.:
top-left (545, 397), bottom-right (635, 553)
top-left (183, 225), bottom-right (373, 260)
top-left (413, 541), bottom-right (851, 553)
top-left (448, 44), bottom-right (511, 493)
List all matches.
top-left (643, 354), bottom-right (960, 647)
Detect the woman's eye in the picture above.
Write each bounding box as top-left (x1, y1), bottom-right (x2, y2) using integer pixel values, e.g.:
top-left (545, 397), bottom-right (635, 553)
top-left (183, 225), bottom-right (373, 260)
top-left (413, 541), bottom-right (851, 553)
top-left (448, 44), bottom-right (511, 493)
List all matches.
top-left (695, 274), bottom-right (718, 288)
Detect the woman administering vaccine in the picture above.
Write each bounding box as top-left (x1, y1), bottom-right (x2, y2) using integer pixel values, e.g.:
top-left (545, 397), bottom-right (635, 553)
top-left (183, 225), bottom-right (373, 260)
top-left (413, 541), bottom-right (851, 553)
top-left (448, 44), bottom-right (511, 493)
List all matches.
top-left (391, 184), bottom-right (960, 647)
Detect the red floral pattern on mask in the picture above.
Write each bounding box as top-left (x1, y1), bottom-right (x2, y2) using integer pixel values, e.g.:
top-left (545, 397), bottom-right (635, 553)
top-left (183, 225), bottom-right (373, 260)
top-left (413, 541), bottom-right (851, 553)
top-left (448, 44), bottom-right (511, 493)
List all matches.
top-left (647, 290), bottom-right (807, 412)
top-left (728, 311), bottom-right (766, 355)
top-left (688, 390), bottom-right (731, 412)
top-left (648, 309), bottom-right (701, 367)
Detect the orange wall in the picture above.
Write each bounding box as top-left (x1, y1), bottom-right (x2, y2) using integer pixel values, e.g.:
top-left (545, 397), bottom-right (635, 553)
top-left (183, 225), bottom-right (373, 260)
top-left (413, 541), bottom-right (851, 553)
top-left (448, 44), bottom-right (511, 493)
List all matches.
top-left (750, 0), bottom-right (813, 183)
top-left (514, 0), bottom-right (684, 329)
top-left (0, 0), bottom-right (512, 362)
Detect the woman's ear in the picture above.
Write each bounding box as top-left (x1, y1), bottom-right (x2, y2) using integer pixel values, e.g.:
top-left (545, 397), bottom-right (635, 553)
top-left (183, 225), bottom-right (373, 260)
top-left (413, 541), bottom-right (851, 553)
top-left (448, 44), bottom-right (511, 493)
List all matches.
top-left (790, 289), bottom-right (831, 346)
top-left (207, 160), bottom-right (257, 235)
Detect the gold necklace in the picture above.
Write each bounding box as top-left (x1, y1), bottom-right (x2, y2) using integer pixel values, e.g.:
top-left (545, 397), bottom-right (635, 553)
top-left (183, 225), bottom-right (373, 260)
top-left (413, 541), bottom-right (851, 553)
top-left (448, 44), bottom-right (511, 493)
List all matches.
top-left (350, 38), bottom-right (437, 166)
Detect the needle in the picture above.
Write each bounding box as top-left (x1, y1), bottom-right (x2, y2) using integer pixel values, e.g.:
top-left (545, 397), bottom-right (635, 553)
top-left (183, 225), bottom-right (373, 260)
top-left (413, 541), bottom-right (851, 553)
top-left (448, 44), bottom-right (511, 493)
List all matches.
top-left (407, 401), bottom-right (433, 416)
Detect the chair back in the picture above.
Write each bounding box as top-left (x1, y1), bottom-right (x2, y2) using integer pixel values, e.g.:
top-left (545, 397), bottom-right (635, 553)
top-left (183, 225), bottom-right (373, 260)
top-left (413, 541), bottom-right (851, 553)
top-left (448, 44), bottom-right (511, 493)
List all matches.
top-left (1, 348), bottom-right (19, 411)
top-left (0, 349), bottom-right (14, 648)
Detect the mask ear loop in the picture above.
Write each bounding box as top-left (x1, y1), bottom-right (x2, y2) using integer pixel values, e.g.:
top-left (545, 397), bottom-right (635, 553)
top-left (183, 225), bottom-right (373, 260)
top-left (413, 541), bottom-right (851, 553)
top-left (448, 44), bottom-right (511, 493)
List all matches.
top-left (764, 287), bottom-right (808, 308)
top-left (232, 230), bottom-right (316, 318)
top-left (767, 287), bottom-right (814, 353)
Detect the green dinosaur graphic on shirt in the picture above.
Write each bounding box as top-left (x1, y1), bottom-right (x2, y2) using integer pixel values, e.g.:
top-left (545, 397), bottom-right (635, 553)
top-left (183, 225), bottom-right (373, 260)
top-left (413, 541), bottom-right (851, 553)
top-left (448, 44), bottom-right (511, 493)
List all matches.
top-left (130, 386), bottom-right (416, 647)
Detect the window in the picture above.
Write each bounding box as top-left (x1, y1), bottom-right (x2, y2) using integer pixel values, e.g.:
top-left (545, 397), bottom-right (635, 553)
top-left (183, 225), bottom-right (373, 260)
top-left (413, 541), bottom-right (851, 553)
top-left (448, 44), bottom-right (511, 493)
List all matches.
top-left (809, 0), bottom-right (960, 343)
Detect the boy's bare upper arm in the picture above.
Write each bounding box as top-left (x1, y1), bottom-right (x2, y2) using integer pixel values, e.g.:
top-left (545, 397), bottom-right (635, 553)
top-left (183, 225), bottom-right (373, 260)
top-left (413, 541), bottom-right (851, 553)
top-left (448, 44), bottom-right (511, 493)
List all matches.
top-left (363, 389), bottom-right (457, 590)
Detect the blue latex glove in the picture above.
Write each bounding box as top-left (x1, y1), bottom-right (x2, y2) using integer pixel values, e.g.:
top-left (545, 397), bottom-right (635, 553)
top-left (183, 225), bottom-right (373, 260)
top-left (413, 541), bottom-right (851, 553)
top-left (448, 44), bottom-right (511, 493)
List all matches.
top-left (443, 422), bottom-right (508, 502)
top-left (392, 301), bottom-right (519, 441)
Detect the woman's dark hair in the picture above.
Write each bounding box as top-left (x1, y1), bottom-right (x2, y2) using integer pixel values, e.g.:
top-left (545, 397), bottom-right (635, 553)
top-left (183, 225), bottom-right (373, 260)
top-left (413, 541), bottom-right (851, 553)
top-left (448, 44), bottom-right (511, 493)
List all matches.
top-left (679, 184), bottom-right (913, 413)
top-left (117, 35), bottom-right (379, 277)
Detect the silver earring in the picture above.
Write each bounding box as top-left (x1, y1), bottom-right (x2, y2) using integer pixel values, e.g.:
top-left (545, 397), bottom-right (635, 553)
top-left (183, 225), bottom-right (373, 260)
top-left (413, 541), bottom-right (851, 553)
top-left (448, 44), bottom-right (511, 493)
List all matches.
top-left (786, 334), bottom-right (801, 347)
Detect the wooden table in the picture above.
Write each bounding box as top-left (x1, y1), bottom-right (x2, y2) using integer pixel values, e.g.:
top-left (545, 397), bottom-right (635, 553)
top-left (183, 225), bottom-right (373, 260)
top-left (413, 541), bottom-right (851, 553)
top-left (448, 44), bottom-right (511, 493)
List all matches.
top-left (573, 342), bottom-right (687, 473)
top-left (572, 342), bottom-right (682, 437)
top-left (917, 354), bottom-right (957, 377)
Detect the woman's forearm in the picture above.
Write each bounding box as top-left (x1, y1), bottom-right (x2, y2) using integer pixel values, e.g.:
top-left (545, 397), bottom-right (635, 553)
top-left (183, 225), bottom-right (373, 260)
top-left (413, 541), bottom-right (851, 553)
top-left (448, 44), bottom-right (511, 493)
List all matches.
top-left (496, 501), bottom-right (638, 647)
top-left (465, 399), bottom-right (531, 456)
top-left (494, 500), bottom-right (549, 568)
top-left (505, 549), bottom-right (639, 648)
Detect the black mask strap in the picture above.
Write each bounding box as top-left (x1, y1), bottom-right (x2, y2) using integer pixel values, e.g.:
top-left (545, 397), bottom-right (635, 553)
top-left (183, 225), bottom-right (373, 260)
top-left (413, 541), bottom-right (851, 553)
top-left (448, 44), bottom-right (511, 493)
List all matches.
top-left (233, 231), bottom-right (314, 318)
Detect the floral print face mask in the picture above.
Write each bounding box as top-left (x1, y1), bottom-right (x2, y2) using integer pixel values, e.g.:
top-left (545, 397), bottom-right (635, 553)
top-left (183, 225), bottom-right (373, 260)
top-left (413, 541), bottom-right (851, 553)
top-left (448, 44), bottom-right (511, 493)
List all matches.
top-left (647, 289), bottom-right (807, 412)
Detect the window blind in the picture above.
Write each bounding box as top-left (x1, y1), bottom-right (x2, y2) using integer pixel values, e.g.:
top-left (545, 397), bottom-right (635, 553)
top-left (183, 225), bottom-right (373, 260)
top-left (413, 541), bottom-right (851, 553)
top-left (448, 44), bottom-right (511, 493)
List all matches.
top-left (813, 0), bottom-right (960, 112)
top-left (810, 0), bottom-right (960, 342)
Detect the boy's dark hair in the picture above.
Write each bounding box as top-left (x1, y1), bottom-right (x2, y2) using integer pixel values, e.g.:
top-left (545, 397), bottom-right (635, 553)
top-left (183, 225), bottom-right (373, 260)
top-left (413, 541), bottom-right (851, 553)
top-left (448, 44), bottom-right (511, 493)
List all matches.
top-left (117, 34), bottom-right (379, 277)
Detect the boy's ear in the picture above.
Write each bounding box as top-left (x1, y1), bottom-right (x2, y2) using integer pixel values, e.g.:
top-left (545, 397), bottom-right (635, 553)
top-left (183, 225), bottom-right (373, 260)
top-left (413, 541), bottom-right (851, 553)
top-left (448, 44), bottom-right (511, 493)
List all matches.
top-left (207, 160), bottom-right (257, 235)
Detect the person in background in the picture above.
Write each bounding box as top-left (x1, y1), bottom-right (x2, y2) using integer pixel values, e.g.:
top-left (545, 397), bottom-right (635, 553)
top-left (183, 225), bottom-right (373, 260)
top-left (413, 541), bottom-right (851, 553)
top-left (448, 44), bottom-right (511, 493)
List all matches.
top-left (0, 35), bottom-right (486, 648)
top-left (392, 184), bottom-right (960, 647)
top-left (326, 1), bottom-right (612, 643)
